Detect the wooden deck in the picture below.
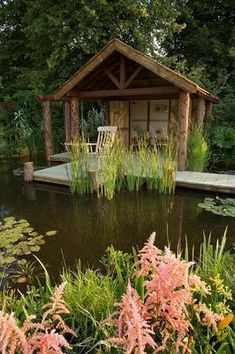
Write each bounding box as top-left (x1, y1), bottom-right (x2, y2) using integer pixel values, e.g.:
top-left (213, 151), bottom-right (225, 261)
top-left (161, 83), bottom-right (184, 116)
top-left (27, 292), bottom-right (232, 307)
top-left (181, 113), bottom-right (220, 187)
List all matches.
top-left (49, 152), bottom-right (71, 162)
top-left (33, 163), bottom-right (235, 194)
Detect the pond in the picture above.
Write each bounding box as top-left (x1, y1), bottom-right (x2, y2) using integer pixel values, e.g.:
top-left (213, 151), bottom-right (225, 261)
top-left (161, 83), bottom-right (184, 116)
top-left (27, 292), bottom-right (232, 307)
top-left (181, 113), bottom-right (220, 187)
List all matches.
top-left (0, 158), bottom-right (234, 281)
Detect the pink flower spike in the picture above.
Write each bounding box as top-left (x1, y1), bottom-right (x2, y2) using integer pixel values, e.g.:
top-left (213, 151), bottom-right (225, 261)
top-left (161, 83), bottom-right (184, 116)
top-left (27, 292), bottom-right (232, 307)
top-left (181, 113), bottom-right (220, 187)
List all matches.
top-left (136, 232), bottom-right (162, 277)
top-left (105, 281), bottom-right (157, 353)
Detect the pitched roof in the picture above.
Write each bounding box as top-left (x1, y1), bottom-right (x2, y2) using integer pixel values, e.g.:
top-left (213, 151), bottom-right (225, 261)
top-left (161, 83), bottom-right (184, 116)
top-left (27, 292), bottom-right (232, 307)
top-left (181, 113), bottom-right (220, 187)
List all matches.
top-left (50, 39), bottom-right (219, 102)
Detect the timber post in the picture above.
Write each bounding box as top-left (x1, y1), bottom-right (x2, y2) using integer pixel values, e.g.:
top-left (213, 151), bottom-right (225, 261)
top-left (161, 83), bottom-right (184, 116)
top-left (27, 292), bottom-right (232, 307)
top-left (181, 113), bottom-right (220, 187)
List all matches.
top-left (205, 100), bottom-right (212, 119)
top-left (64, 100), bottom-right (71, 142)
top-left (70, 97), bottom-right (80, 139)
top-left (42, 100), bottom-right (54, 160)
top-left (178, 91), bottom-right (190, 171)
top-left (196, 96), bottom-right (206, 128)
top-left (24, 162), bottom-right (34, 183)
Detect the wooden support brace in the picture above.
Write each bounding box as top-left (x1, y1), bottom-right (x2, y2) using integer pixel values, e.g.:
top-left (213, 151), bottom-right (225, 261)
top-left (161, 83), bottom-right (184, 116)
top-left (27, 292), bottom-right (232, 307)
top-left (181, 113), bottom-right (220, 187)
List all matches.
top-left (104, 69), bottom-right (120, 88)
top-left (125, 66), bottom-right (142, 88)
top-left (42, 100), bottom-right (54, 159)
top-left (120, 56), bottom-right (125, 89)
top-left (178, 91), bottom-right (190, 171)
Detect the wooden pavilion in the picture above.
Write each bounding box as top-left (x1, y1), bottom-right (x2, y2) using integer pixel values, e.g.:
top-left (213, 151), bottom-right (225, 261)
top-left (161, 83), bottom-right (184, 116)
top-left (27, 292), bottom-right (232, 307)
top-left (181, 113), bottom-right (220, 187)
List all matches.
top-left (38, 38), bottom-right (218, 171)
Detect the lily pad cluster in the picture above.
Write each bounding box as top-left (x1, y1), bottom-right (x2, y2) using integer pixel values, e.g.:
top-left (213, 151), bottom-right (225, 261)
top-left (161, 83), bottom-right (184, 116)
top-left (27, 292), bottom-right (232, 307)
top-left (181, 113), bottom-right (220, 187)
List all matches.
top-left (0, 216), bottom-right (57, 283)
top-left (198, 197), bottom-right (235, 217)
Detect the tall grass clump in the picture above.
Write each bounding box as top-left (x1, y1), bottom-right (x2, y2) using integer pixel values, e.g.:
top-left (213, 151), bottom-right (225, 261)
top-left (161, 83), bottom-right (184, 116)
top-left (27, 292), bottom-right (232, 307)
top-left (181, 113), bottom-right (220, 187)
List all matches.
top-left (187, 124), bottom-right (209, 171)
top-left (69, 136), bottom-right (90, 195)
top-left (69, 134), bottom-right (177, 200)
top-left (159, 134), bottom-right (178, 194)
top-left (143, 134), bottom-right (177, 194)
top-left (61, 262), bottom-right (117, 352)
top-left (125, 141), bottom-right (145, 192)
top-left (98, 138), bottom-right (126, 200)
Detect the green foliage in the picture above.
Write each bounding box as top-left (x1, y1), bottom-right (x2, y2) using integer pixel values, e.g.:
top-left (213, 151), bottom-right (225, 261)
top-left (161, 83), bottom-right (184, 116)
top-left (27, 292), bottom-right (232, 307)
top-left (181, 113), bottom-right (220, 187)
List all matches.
top-left (70, 137), bottom-right (177, 200)
top-left (0, 230), bottom-right (234, 353)
top-left (69, 137), bottom-right (91, 195)
top-left (165, 1), bottom-right (234, 82)
top-left (187, 125), bottom-right (208, 171)
top-left (101, 246), bottom-right (134, 295)
top-left (81, 106), bottom-right (106, 141)
top-left (61, 262), bottom-right (117, 352)
top-left (207, 124), bottom-right (235, 169)
top-left (0, 216), bottom-right (57, 286)
top-left (198, 197), bottom-right (235, 217)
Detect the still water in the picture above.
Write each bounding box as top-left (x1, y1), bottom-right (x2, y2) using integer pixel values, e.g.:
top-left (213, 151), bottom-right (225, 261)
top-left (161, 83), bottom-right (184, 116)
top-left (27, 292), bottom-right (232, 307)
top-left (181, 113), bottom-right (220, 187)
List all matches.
top-left (0, 158), bottom-right (234, 280)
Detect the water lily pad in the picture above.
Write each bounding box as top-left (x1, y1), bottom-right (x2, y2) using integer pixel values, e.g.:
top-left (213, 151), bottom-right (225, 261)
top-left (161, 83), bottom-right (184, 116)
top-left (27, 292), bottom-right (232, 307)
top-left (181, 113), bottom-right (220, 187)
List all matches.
top-left (198, 197), bottom-right (235, 217)
top-left (45, 230), bottom-right (57, 236)
top-left (0, 216), bottom-right (57, 285)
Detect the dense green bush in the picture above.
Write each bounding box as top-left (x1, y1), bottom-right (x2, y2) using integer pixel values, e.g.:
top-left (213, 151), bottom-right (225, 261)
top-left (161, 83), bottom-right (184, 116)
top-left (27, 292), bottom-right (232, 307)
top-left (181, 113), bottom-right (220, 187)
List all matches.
top-left (187, 125), bottom-right (208, 172)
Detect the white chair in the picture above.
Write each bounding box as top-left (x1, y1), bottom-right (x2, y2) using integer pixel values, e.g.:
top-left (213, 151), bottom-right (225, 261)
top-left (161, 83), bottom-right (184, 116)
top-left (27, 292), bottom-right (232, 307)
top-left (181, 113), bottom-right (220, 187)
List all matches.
top-left (65, 126), bottom-right (118, 154)
top-left (86, 126), bottom-right (118, 154)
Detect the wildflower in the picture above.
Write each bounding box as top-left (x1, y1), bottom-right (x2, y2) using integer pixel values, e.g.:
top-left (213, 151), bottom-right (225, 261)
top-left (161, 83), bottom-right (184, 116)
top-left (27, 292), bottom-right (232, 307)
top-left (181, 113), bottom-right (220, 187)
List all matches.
top-left (144, 247), bottom-right (194, 351)
top-left (218, 313), bottom-right (234, 330)
top-left (0, 282), bottom-right (74, 353)
top-left (211, 274), bottom-right (232, 300)
top-left (105, 282), bottom-right (156, 353)
top-left (194, 302), bottom-right (222, 332)
top-left (189, 274), bottom-right (211, 294)
top-left (135, 232), bottom-right (162, 277)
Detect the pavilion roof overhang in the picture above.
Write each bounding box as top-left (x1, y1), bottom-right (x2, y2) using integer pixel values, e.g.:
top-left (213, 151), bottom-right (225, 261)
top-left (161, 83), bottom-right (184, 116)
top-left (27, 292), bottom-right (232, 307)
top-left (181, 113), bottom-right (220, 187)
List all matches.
top-left (38, 39), bottom-right (219, 103)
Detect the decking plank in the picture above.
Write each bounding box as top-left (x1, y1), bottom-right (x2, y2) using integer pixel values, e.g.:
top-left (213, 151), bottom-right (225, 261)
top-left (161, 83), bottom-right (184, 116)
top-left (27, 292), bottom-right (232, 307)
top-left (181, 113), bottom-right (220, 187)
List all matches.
top-left (33, 163), bottom-right (235, 194)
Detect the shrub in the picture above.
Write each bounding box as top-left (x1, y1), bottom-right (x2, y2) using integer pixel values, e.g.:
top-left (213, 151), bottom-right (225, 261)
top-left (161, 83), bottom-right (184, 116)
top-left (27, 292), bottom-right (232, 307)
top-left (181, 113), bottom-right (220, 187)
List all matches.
top-left (187, 125), bottom-right (208, 171)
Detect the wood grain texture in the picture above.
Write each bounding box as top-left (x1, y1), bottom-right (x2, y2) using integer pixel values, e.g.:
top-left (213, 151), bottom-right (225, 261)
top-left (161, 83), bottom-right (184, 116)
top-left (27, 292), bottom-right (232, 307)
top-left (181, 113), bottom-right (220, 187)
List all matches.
top-left (178, 91), bottom-right (190, 171)
top-left (42, 100), bottom-right (54, 159)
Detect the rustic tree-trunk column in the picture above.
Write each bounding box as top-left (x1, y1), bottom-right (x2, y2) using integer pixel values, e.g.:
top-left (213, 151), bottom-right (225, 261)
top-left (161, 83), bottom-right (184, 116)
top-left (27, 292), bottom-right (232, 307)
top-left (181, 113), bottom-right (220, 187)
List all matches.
top-left (64, 100), bottom-right (71, 142)
top-left (196, 96), bottom-right (206, 128)
top-left (70, 97), bottom-right (80, 139)
top-left (42, 100), bottom-right (54, 160)
top-left (178, 91), bottom-right (190, 171)
top-left (205, 100), bottom-right (212, 119)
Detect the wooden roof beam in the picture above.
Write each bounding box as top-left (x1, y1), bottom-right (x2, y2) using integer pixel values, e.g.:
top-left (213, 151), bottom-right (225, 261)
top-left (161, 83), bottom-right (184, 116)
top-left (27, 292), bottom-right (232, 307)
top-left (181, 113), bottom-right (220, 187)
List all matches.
top-left (125, 66), bottom-right (142, 88)
top-left (67, 86), bottom-right (178, 99)
top-left (104, 69), bottom-right (120, 88)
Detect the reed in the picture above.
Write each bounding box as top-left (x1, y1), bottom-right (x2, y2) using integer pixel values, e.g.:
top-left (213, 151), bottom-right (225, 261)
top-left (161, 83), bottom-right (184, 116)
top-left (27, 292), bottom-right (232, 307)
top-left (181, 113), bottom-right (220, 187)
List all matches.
top-left (187, 124), bottom-right (208, 171)
top-left (70, 134), bottom-right (177, 200)
top-left (69, 136), bottom-right (91, 195)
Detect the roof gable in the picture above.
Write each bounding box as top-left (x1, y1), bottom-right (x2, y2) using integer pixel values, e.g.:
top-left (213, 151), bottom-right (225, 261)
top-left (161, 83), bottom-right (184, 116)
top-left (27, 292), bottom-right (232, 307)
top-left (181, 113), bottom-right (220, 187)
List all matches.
top-left (51, 39), bottom-right (218, 102)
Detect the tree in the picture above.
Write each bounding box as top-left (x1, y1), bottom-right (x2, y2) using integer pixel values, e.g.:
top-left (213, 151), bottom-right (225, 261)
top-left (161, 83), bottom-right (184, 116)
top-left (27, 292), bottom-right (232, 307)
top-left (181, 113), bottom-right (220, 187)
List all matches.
top-left (0, 0), bottom-right (179, 99)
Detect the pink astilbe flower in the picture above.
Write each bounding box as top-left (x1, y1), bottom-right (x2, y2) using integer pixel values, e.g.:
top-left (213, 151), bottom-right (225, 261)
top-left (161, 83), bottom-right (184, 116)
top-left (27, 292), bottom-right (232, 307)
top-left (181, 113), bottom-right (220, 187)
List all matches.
top-left (105, 233), bottom-right (223, 353)
top-left (144, 247), bottom-right (194, 352)
top-left (136, 232), bottom-right (162, 276)
top-left (0, 282), bottom-right (75, 354)
top-left (189, 274), bottom-right (211, 294)
top-left (0, 312), bottom-right (28, 354)
top-left (105, 282), bottom-right (156, 354)
top-left (42, 282), bottom-right (76, 336)
top-left (26, 330), bottom-right (71, 354)
top-left (194, 302), bottom-right (222, 332)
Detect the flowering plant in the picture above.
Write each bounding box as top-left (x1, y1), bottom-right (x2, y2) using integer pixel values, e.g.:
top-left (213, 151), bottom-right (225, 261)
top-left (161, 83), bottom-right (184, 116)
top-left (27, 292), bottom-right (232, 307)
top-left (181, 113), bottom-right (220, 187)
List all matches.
top-left (105, 232), bottom-right (230, 353)
top-left (0, 282), bottom-right (75, 354)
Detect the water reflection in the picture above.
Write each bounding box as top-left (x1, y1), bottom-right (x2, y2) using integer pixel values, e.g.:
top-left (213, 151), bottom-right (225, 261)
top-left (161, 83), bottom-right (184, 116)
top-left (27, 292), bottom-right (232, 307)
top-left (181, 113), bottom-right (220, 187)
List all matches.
top-left (0, 159), bottom-right (234, 280)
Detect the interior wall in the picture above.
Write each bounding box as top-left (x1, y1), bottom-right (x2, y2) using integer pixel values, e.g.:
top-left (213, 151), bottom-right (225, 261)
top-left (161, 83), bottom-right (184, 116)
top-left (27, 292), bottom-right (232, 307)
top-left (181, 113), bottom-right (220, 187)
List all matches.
top-left (109, 99), bottom-right (182, 146)
top-left (130, 100), bottom-right (170, 141)
top-left (109, 101), bottom-right (129, 147)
